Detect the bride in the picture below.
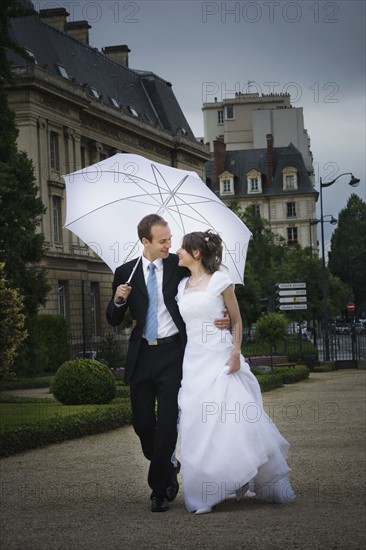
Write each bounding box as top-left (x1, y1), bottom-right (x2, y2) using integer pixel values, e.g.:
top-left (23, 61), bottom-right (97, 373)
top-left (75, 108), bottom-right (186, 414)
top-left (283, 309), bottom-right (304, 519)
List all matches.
top-left (176, 230), bottom-right (295, 514)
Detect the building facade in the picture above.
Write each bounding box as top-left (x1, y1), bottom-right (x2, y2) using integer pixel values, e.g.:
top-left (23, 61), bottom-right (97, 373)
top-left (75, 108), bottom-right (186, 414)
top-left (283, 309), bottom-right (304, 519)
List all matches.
top-left (6, 7), bottom-right (209, 350)
top-left (203, 93), bottom-right (317, 249)
top-left (206, 136), bottom-right (318, 250)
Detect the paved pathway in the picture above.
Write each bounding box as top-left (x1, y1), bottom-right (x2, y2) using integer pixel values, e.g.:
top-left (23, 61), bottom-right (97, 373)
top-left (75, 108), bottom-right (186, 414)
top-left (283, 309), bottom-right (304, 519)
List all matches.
top-left (0, 370), bottom-right (365, 550)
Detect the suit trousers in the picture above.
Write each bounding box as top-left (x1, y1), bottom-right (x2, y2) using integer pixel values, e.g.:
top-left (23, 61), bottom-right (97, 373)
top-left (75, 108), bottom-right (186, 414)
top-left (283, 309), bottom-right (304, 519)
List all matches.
top-left (129, 338), bottom-right (184, 498)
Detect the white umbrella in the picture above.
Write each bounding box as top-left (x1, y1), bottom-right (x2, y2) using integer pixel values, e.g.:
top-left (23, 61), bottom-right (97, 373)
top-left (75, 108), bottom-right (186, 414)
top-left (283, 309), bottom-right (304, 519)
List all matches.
top-left (63, 153), bottom-right (252, 284)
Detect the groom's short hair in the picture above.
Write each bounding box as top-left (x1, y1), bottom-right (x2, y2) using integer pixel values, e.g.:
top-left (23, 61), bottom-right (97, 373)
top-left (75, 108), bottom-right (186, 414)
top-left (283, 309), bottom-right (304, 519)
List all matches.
top-left (138, 214), bottom-right (168, 242)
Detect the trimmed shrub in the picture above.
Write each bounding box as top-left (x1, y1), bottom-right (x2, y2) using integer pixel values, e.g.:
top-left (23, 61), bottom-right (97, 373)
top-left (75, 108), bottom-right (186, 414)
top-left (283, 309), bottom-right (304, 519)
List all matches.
top-left (256, 373), bottom-right (283, 392)
top-left (0, 375), bottom-right (53, 392)
top-left (276, 364), bottom-right (310, 384)
top-left (52, 359), bottom-right (116, 405)
top-left (115, 385), bottom-right (130, 399)
top-left (0, 403), bottom-right (132, 457)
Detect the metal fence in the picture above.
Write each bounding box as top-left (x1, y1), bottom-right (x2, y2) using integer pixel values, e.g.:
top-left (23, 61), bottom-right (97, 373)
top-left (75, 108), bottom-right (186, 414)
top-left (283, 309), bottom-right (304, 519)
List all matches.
top-left (67, 324), bottom-right (366, 371)
top-left (68, 325), bottom-right (131, 368)
top-left (317, 328), bottom-right (366, 367)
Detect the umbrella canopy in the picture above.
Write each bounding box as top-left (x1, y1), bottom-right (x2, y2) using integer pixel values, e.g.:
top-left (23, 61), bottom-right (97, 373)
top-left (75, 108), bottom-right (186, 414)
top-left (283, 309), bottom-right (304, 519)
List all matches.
top-left (63, 153), bottom-right (252, 284)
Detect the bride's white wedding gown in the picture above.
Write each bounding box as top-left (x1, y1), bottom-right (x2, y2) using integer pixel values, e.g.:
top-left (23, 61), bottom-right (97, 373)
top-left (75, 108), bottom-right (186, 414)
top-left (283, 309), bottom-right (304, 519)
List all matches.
top-left (176, 271), bottom-right (295, 513)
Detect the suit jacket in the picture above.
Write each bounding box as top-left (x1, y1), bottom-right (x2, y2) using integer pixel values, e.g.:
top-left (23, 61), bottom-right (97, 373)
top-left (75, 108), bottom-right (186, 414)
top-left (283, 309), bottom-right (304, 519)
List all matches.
top-left (106, 254), bottom-right (189, 383)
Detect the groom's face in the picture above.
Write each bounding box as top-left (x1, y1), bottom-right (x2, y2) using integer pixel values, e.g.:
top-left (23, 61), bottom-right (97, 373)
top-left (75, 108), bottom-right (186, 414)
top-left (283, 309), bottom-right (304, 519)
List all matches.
top-left (142, 223), bottom-right (172, 261)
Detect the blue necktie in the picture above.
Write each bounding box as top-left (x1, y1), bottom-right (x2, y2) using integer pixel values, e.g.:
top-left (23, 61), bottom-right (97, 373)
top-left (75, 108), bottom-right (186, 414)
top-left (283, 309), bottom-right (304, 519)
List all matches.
top-left (145, 263), bottom-right (158, 343)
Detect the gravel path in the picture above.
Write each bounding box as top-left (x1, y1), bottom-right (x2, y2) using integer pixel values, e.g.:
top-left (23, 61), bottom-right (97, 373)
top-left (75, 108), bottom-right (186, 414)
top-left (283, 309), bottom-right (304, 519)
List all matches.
top-left (0, 370), bottom-right (365, 550)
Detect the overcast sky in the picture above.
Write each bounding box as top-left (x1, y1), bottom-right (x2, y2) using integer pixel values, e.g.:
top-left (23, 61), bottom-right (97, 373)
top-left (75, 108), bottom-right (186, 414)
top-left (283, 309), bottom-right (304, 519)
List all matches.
top-left (36, 0), bottom-right (365, 249)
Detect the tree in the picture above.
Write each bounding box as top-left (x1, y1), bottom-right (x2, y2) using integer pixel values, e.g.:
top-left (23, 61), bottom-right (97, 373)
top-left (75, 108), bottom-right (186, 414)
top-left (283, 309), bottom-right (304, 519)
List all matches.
top-left (0, 263), bottom-right (27, 378)
top-left (235, 262), bottom-right (262, 327)
top-left (0, 1), bottom-right (50, 316)
top-left (254, 312), bottom-right (289, 364)
top-left (328, 194), bottom-right (366, 314)
top-left (229, 203), bottom-right (287, 322)
top-left (0, 1), bottom-right (35, 82)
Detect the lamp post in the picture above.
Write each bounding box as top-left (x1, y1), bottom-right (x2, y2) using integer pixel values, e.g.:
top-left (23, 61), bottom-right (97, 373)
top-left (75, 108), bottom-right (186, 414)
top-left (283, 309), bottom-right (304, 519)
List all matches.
top-left (319, 173), bottom-right (360, 361)
top-left (309, 215), bottom-right (337, 257)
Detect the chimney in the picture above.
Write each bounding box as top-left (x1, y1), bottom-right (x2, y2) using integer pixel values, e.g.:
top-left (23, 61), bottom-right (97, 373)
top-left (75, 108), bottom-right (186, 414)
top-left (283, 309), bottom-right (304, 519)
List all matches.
top-left (213, 138), bottom-right (226, 194)
top-left (102, 45), bottom-right (131, 67)
top-left (65, 20), bottom-right (91, 45)
top-left (39, 8), bottom-right (69, 32)
top-left (266, 133), bottom-right (274, 187)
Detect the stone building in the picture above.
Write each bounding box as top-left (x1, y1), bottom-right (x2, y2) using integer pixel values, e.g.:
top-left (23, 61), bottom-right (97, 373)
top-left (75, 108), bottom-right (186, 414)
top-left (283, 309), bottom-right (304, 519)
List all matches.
top-left (203, 93), bottom-right (318, 249)
top-left (6, 7), bottom-right (209, 352)
top-left (206, 135), bottom-right (318, 249)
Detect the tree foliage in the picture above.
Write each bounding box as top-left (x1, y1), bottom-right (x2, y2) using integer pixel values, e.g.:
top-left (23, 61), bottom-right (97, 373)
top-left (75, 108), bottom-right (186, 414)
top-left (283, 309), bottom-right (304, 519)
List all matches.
top-left (0, 263), bottom-right (27, 378)
top-left (328, 194), bottom-right (366, 313)
top-left (0, 3), bottom-right (50, 315)
top-left (255, 312), bottom-right (288, 345)
top-left (230, 203), bottom-right (350, 325)
top-left (0, 0), bottom-right (35, 82)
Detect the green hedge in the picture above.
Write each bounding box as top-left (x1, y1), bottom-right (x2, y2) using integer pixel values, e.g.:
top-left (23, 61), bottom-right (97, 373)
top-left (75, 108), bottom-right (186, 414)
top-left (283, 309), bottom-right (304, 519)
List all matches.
top-left (255, 373), bottom-right (283, 392)
top-left (274, 364), bottom-right (310, 384)
top-left (0, 403), bottom-right (132, 457)
top-left (0, 392), bottom-right (54, 403)
top-left (0, 375), bottom-right (54, 391)
top-left (253, 364), bottom-right (309, 392)
top-left (116, 385), bottom-right (130, 398)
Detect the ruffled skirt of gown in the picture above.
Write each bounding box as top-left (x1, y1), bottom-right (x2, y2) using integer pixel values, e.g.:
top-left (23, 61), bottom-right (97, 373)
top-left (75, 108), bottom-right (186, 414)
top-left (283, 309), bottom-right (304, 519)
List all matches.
top-left (177, 356), bottom-right (296, 512)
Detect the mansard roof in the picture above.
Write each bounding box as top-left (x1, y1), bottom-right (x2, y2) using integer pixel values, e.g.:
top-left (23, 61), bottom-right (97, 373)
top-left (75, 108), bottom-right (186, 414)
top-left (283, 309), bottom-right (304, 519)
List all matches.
top-left (206, 143), bottom-right (317, 198)
top-left (7, 13), bottom-right (194, 138)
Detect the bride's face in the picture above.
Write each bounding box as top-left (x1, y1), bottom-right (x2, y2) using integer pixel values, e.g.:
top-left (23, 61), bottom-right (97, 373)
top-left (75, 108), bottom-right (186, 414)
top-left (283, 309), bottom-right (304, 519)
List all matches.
top-left (176, 246), bottom-right (196, 268)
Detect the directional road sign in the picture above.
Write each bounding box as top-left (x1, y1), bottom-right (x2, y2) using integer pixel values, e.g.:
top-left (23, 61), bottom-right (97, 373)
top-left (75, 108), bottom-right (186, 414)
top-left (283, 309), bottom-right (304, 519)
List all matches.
top-left (279, 296), bottom-right (307, 303)
top-left (278, 289), bottom-right (307, 296)
top-left (278, 283), bottom-right (306, 289)
top-left (279, 304), bottom-right (308, 310)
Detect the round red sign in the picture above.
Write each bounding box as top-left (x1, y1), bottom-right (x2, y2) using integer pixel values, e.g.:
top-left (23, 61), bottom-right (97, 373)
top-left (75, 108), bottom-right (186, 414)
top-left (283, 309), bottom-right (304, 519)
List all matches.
top-left (347, 302), bottom-right (356, 313)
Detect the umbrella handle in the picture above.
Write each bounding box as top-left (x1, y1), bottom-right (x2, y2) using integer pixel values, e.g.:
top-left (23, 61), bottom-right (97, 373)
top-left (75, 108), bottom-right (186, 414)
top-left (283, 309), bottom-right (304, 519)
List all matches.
top-left (126, 255), bottom-right (142, 284)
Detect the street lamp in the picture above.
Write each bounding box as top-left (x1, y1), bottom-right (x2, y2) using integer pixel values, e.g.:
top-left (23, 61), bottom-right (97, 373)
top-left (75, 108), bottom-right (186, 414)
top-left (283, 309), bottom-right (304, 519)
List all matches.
top-left (319, 173), bottom-right (360, 361)
top-left (309, 215), bottom-right (337, 257)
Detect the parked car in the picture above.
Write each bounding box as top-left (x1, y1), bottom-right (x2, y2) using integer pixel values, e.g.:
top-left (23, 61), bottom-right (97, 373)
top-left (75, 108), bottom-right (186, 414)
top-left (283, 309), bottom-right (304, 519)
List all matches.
top-left (355, 322), bottom-right (365, 334)
top-left (335, 324), bottom-right (351, 335)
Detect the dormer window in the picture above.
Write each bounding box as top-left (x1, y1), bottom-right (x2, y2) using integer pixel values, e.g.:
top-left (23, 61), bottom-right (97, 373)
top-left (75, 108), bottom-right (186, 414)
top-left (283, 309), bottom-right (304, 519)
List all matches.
top-left (26, 49), bottom-right (37, 64)
top-left (282, 166), bottom-right (298, 190)
top-left (247, 169), bottom-right (262, 194)
top-left (128, 106), bottom-right (138, 117)
top-left (90, 87), bottom-right (100, 99)
top-left (109, 97), bottom-right (119, 108)
top-left (57, 64), bottom-right (69, 79)
top-left (219, 171), bottom-right (234, 196)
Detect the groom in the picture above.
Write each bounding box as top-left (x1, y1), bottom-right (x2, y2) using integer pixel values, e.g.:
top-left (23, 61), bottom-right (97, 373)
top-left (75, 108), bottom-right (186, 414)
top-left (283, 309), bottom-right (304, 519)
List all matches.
top-left (106, 214), bottom-right (229, 512)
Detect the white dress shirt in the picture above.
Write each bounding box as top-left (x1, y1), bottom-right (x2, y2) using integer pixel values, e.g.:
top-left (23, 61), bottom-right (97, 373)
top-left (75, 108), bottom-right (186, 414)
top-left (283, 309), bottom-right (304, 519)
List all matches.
top-left (142, 256), bottom-right (179, 339)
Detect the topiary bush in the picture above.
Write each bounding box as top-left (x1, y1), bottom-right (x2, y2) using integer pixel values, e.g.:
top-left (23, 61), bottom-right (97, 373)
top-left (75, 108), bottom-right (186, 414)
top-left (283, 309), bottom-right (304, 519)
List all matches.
top-left (52, 359), bottom-right (116, 405)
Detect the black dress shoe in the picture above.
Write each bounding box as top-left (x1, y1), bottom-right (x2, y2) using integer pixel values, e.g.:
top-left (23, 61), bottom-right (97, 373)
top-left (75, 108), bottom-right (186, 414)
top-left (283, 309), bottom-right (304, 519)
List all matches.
top-left (166, 461), bottom-right (181, 502)
top-left (151, 497), bottom-right (169, 512)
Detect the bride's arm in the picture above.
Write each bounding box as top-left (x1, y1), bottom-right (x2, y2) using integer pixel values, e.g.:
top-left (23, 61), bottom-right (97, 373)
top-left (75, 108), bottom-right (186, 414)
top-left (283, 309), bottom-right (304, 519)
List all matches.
top-left (222, 285), bottom-right (242, 373)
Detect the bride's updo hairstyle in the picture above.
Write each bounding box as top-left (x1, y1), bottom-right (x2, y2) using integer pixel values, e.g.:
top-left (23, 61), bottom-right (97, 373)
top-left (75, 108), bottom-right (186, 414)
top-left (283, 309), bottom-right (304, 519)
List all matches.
top-left (181, 230), bottom-right (223, 273)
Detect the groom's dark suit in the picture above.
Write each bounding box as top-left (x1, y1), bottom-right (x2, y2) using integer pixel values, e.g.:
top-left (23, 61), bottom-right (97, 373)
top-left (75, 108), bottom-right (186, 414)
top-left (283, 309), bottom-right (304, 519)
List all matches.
top-left (106, 253), bottom-right (189, 499)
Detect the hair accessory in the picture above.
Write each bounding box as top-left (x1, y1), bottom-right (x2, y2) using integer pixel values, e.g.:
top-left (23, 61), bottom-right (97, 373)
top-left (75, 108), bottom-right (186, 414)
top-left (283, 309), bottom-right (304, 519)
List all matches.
top-left (204, 236), bottom-right (209, 242)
